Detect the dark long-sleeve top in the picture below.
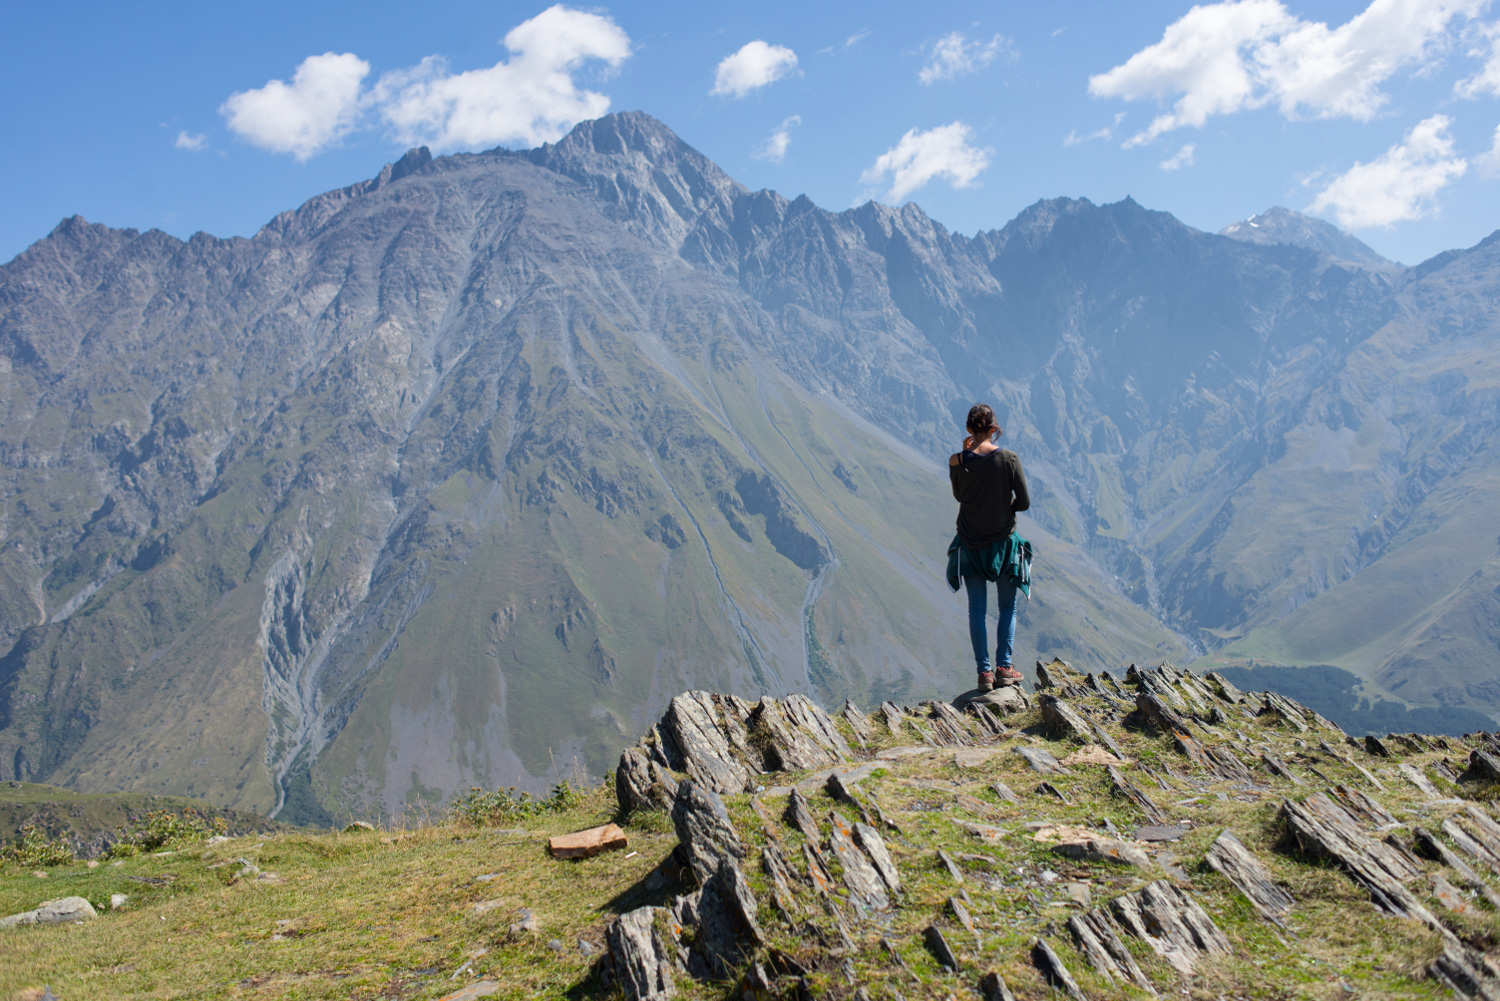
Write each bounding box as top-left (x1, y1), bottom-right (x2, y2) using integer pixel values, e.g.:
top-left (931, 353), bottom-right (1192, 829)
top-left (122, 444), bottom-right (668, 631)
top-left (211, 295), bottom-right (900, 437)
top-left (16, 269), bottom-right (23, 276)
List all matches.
top-left (949, 448), bottom-right (1030, 550)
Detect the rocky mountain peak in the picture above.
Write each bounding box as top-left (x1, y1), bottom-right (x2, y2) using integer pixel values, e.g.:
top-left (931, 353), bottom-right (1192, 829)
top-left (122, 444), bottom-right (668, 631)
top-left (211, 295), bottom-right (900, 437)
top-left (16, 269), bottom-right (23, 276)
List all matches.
top-left (523, 111), bottom-right (746, 255)
top-left (1220, 206), bottom-right (1394, 269)
top-left (2, 111), bottom-right (1499, 831)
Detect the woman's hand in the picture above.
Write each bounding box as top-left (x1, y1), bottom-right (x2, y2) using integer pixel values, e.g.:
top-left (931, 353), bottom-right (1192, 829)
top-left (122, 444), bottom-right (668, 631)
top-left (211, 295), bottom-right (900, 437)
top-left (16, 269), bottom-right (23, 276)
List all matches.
top-left (962, 434), bottom-right (975, 451)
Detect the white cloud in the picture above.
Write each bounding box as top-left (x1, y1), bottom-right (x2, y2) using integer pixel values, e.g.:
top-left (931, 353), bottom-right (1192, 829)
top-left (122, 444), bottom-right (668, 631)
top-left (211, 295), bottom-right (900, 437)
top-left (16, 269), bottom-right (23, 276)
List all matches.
top-left (1456, 20), bottom-right (1500, 97)
top-left (1160, 142), bottom-right (1197, 170)
top-left (859, 122), bottom-right (992, 203)
top-left (1475, 123), bottom-right (1500, 177)
top-left (753, 115), bottom-right (801, 163)
top-left (1310, 114), bottom-right (1468, 228)
top-left (712, 40), bottom-right (799, 98)
top-left (374, 5), bottom-right (630, 149)
top-left (1064, 111), bottom-right (1127, 146)
top-left (174, 130), bottom-right (208, 152)
top-left (816, 29), bottom-right (868, 56)
top-left (919, 32), bottom-right (1013, 85)
top-left (221, 52), bottom-right (370, 160)
top-left (220, 6), bottom-right (629, 158)
top-left (1090, 0), bottom-right (1486, 147)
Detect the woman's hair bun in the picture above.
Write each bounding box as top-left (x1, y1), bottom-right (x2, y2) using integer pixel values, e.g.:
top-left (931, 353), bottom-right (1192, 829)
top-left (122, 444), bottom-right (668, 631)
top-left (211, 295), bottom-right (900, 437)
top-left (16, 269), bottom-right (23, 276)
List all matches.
top-left (966, 403), bottom-right (1001, 436)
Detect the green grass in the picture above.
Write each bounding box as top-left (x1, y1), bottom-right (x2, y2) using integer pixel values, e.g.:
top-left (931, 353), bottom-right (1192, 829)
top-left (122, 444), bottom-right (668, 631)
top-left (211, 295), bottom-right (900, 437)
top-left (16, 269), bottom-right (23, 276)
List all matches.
top-left (5, 681), bottom-right (1495, 1000)
top-left (0, 782), bottom-right (285, 858)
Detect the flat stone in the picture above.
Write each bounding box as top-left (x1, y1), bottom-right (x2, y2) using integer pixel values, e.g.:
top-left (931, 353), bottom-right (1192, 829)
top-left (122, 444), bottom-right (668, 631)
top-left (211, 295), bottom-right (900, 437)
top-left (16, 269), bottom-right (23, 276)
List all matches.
top-left (799, 761), bottom-right (878, 790)
top-left (955, 820), bottom-right (1007, 843)
top-left (1433, 874), bottom-right (1474, 915)
top-left (841, 701), bottom-right (873, 746)
top-left (0, 896), bottom-right (98, 929)
top-left (953, 748), bottom-right (1006, 768)
top-left (508, 908), bottom-right (539, 935)
top-left (1052, 839), bottom-right (1152, 869)
top-left (1014, 746), bottom-right (1068, 774)
top-left (760, 843), bottom-right (800, 916)
top-left (1412, 826), bottom-right (1500, 910)
top-left (1279, 793), bottom-right (1432, 925)
top-left (875, 746), bottom-right (934, 761)
top-left (1062, 745), bottom-right (1128, 767)
top-left (548, 823), bottom-right (628, 859)
top-left (954, 686), bottom-right (1029, 714)
top-left (1396, 763), bottom-right (1440, 798)
top-left (1461, 749), bottom-right (1500, 785)
top-left (1134, 824), bottom-right (1191, 842)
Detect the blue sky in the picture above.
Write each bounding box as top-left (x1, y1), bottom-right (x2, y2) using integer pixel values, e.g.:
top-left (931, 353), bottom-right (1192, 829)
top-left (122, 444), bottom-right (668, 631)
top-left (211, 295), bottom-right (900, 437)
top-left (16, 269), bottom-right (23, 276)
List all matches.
top-left (5, 0), bottom-right (1500, 266)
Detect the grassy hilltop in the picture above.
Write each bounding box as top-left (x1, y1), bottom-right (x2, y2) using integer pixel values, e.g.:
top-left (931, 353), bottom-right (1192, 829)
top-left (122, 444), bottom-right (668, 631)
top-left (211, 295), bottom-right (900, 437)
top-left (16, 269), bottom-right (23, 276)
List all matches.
top-left (4, 661), bottom-right (1500, 1000)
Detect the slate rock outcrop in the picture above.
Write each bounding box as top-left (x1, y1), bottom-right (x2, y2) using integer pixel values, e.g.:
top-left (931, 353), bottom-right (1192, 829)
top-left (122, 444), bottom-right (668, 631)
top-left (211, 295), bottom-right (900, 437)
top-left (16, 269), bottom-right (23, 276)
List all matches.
top-left (600, 663), bottom-right (1500, 1001)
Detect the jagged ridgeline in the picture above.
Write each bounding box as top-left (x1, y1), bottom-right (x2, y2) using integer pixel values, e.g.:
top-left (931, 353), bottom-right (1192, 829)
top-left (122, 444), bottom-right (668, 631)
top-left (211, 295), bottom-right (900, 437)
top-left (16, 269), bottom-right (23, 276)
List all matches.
top-left (596, 663), bottom-right (1500, 1000)
top-left (3, 111), bottom-right (1500, 824)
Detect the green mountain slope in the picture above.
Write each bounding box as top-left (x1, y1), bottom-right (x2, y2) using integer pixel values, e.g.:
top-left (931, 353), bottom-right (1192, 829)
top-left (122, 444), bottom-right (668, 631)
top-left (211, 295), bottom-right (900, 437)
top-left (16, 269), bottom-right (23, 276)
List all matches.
top-left (2, 112), bottom-right (1498, 823)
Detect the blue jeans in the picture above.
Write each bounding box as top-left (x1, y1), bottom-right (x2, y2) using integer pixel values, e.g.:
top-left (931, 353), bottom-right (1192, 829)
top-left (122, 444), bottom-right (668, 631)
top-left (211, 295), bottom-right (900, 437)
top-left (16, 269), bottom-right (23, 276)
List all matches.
top-left (964, 575), bottom-right (1017, 671)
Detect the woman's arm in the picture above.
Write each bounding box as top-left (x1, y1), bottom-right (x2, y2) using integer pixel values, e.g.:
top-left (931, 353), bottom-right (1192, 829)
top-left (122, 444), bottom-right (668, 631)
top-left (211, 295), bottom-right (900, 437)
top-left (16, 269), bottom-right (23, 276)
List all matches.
top-left (1010, 453), bottom-right (1031, 512)
top-left (949, 453), bottom-right (966, 502)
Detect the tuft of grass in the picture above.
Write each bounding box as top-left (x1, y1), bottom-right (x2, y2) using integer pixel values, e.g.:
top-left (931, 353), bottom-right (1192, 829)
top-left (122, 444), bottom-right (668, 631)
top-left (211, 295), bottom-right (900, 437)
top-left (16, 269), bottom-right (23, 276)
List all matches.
top-left (108, 809), bottom-right (228, 857)
top-left (0, 825), bottom-right (76, 869)
top-left (451, 779), bottom-right (585, 827)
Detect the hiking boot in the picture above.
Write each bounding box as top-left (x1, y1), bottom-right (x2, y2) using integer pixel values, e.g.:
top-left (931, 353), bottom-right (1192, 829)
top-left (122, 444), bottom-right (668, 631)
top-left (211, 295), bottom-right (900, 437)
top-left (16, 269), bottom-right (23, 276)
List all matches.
top-left (995, 665), bottom-right (1024, 687)
top-left (976, 670), bottom-right (995, 693)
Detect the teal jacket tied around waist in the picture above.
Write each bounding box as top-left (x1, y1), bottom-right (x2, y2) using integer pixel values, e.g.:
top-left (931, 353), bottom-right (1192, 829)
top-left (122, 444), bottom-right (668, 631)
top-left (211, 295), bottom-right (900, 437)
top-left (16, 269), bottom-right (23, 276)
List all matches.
top-left (946, 532), bottom-right (1032, 597)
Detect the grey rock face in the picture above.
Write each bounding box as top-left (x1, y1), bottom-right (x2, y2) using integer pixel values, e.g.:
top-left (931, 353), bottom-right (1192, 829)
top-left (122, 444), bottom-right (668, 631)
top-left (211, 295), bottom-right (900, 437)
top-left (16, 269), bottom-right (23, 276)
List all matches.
top-left (826, 811), bottom-right (888, 912)
top-left (616, 747), bottom-right (679, 816)
top-left (605, 906), bottom-right (679, 1000)
top-left (1203, 829), bottom-right (1294, 925)
top-left (669, 779), bottom-right (744, 886)
top-left (679, 861), bottom-right (763, 980)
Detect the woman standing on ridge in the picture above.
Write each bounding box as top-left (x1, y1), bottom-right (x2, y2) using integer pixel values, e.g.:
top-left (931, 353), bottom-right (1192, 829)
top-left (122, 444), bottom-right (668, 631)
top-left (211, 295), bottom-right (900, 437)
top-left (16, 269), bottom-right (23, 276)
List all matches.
top-left (947, 404), bottom-right (1031, 693)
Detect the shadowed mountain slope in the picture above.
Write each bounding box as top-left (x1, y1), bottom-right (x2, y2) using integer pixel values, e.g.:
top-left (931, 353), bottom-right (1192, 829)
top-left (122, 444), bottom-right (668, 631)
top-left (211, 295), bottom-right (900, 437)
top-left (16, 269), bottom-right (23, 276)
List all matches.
top-left (0, 112), bottom-right (1496, 823)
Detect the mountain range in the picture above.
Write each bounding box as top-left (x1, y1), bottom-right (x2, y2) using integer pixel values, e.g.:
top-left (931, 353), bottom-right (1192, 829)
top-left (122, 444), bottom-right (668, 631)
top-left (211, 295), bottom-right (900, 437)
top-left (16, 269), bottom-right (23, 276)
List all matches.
top-left (1, 112), bottom-right (1497, 824)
